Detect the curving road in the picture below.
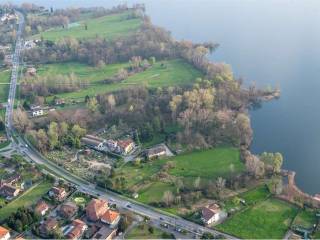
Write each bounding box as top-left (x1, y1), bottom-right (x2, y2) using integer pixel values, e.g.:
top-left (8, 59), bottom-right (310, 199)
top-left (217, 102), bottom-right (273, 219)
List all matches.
top-left (4, 11), bottom-right (237, 240)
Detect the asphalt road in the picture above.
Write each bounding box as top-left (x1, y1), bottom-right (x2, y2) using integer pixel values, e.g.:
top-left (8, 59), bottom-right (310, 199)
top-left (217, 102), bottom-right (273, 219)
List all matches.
top-left (4, 11), bottom-right (237, 240)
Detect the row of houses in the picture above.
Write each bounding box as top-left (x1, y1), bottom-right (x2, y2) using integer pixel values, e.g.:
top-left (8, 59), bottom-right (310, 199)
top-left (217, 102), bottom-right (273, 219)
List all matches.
top-left (38, 197), bottom-right (120, 240)
top-left (0, 174), bottom-right (22, 199)
top-left (81, 134), bottom-right (135, 155)
top-left (0, 13), bottom-right (17, 22)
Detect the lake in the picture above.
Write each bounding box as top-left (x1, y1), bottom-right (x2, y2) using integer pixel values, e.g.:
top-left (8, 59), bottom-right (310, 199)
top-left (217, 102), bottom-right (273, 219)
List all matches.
top-left (11, 0), bottom-right (320, 194)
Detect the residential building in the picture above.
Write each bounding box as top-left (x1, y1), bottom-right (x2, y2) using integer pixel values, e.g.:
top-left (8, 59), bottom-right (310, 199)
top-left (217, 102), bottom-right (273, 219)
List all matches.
top-left (147, 146), bottom-right (167, 159)
top-left (35, 201), bottom-right (49, 216)
top-left (92, 226), bottom-right (117, 240)
top-left (81, 135), bottom-right (106, 152)
top-left (54, 98), bottom-right (65, 105)
top-left (49, 187), bottom-right (67, 201)
top-left (0, 174), bottom-right (21, 187)
top-left (39, 218), bottom-right (59, 237)
top-left (26, 67), bottom-right (37, 76)
top-left (86, 199), bottom-right (109, 222)
top-left (32, 108), bottom-right (44, 117)
top-left (65, 219), bottom-right (88, 239)
top-left (100, 210), bottom-right (120, 227)
top-left (117, 139), bottom-right (134, 154)
top-left (201, 203), bottom-right (223, 225)
top-left (0, 226), bottom-right (10, 240)
top-left (0, 184), bottom-right (20, 198)
top-left (59, 202), bottom-right (78, 219)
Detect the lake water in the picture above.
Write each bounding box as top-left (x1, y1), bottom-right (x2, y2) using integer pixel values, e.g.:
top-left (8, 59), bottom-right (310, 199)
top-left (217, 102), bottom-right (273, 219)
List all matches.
top-left (11, 0), bottom-right (320, 194)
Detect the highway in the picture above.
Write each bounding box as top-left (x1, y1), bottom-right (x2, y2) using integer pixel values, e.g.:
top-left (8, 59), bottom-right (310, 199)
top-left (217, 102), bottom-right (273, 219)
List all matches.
top-left (4, 11), bottom-right (237, 240)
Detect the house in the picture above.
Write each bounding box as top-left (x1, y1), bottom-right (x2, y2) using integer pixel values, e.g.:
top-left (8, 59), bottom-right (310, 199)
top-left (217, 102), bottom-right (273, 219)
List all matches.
top-left (26, 67), bottom-right (37, 76)
top-left (49, 187), bottom-right (67, 201)
top-left (65, 219), bottom-right (88, 239)
top-left (314, 194), bottom-right (320, 202)
top-left (100, 209), bottom-right (120, 227)
top-left (0, 184), bottom-right (20, 198)
top-left (39, 218), bottom-right (59, 237)
top-left (54, 98), bottom-right (65, 106)
top-left (117, 139), bottom-right (134, 154)
top-left (4, 54), bottom-right (12, 65)
top-left (35, 201), bottom-right (49, 216)
top-left (32, 108), bottom-right (44, 117)
top-left (106, 140), bottom-right (117, 150)
top-left (86, 199), bottom-right (109, 222)
top-left (59, 202), bottom-right (78, 219)
top-left (0, 174), bottom-right (21, 187)
top-left (0, 226), bottom-right (10, 240)
top-left (201, 203), bottom-right (223, 225)
top-left (147, 146), bottom-right (167, 159)
top-left (24, 40), bottom-right (37, 49)
top-left (92, 226), bottom-right (117, 240)
top-left (81, 135), bottom-right (106, 152)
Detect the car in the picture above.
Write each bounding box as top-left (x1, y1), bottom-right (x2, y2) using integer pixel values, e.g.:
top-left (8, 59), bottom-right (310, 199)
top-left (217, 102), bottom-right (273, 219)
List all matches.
top-left (25, 144), bottom-right (28, 148)
top-left (160, 217), bottom-right (164, 221)
top-left (126, 204), bottom-right (131, 208)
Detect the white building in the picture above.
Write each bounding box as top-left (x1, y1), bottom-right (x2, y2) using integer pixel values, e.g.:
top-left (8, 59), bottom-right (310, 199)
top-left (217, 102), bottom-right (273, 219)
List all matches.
top-left (201, 203), bottom-right (224, 225)
top-left (0, 226), bottom-right (10, 240)
top-left (32, 109), bottom-right (44, 117)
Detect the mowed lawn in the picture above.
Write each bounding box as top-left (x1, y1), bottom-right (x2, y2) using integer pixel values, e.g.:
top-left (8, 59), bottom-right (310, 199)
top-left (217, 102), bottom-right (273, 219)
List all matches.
top-left (38, 59), bottom-right (202, 100)
top-left (116, 148), bottom-right (244, 193)
top-left (137, 182), bottom-right (176, 204)
top-left (167, 148), bottom-right (244, 181)
top-left (127, 223), bottom-right (167, 239)
top-left (292, 208), bottom-right (317, 229)
top-left (0, 181), bottom-right (52, 222)
top-left (32, 11), bottom-right (142, 42)
top-left (217, 198), bottom-right (299, 239)
top-left (0, 69), bottom-right (10, 102)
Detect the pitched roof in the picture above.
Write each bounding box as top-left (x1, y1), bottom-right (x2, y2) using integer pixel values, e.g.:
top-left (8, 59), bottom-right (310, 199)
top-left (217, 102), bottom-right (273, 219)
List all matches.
top-left (93, 226), bottom-right (116, 239)
top-left (41, 218), bottom-right (58, 232)
top-left (147, 146), bottom-right (166, 156)
top-left (59, 202), bottom-right (78, 218)
top-left (201, 204), bottom-right (221, 222)
top-left (101, 209), bottom-right (120, 224)
top-left (81, 137), bottom-right (103, 147)
top-left (0, 226), bottom-right (9, 238)
top-left (117, 139), bottom-right (134, 149)
top-left (66, 219), bottom-right (86, 239)
top-left (0, 184), bottom-right (19, 197)
top-left (51, 187), bottom-right (66, 196)
top-left (86, 199), bottom-right (108, 221)
top-left (35, 201), bottom-right (49, 214)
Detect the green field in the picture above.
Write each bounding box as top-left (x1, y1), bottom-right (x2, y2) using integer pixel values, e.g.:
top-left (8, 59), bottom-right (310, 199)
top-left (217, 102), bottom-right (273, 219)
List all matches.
top-left (126, 223), bottom-right (169, 239)
top-left (240, 185), bottom-right (271, 205)
top-left (34, 59), bottom-right (202, 101)
top-left (32, 11), bottom-right (142, 42)
top-left (137, 182), bottom-right (176, 204)
top-left (0, 69), bottom-right (10, 102)
top-left (167, 148), bottom-right (244, 181)
top-left (292, 209), bottom-right (317, 229)
top-left (116, 148), bottom-right (244, 201)
top-left (217, 198), bottom-right (299, 239)
top-left (0, 181), bottom-right (52, 222)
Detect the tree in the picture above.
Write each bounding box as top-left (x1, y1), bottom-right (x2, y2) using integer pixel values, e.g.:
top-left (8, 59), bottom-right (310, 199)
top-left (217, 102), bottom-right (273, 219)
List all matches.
top-left (87, 97), bottom-right (99, 112)
top-left (71, 124), bottom-right (86, 139)
top-left (273, 152), bottom-right (283, 174)
top-left (13, 108), bottom-right (30, 132)
top-left (216, 177), bottom-right (226, 196)
top-left (162, 191), bottom-right (174, 207)
top-left (47, 122), bottom-right (59, 149)
top-left (194, 176), bottom-right (201, 190)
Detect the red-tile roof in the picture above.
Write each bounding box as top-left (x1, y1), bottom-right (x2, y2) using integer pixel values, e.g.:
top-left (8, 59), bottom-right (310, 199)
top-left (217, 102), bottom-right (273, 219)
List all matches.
top-left (101, 209), bottom-right (120, 225)
top-left (86, 199), bottom-right (108, 222)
